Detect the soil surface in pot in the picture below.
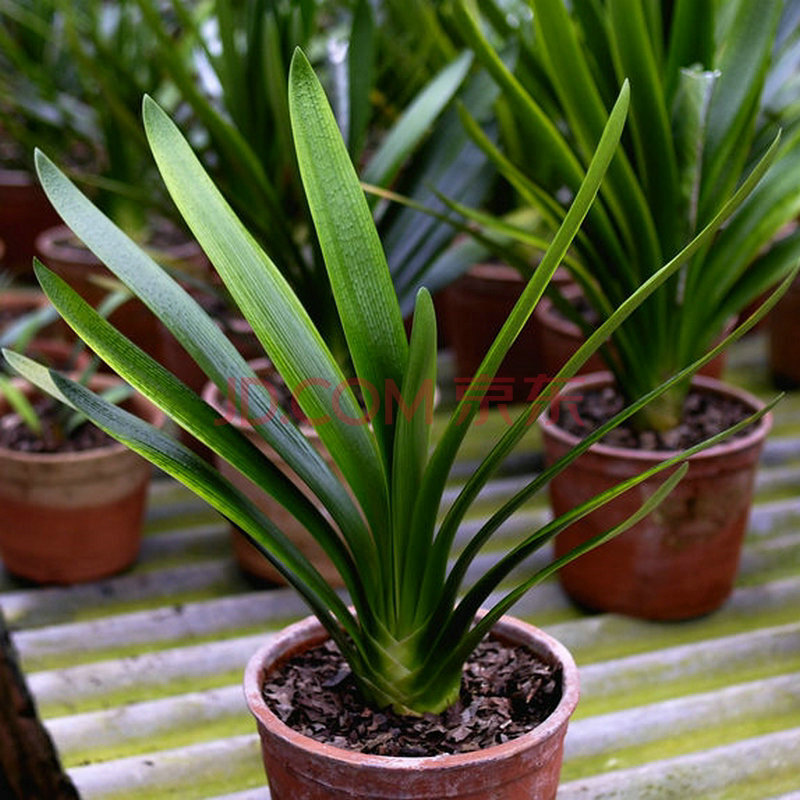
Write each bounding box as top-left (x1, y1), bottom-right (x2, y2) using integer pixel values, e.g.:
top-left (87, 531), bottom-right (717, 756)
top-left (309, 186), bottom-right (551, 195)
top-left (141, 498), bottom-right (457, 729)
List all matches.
top-left (560, 385), bottom-right (754, 450)
top-left (262, 636), bottom-right (561, 757)
top-left (0, 398), bottom-right (114, 454)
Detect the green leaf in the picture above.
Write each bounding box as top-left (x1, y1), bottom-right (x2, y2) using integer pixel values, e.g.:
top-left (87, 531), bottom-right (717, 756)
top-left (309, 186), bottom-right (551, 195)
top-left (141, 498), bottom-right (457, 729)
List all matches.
top-left (34, 148), bottom-right (371, 562)
top-left (391, 289), bottom-right (437, 626)
top-left (289, 48), bottom-right (408, 473)
top-left (361, 51), bottom-right (473, 188)
top-left (347, 0), bottom-right (375, 160)
top-left (0, 373), bottom-right (40, 436)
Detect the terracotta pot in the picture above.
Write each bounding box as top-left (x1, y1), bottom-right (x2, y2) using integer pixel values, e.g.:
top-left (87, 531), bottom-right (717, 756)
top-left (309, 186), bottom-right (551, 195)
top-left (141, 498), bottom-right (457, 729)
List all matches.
top-left (769, 273), bottom-right (800, 388)
top-left (534, 285), bottom-right (731, 379)
top-left (35, 224), bottom-right (209, 362)
top-left (539, 372), bottom-right (771, 620)
top-left (0, 168), bottom-right (62, 275)
top-left (201, 360), bottom-right (343, 587)
top-left (0, 375), bottom-right (163, 584)
top-left (443, 263), bottom-right (567, 404)
top-left (244, 614), bottom-right (579, 800)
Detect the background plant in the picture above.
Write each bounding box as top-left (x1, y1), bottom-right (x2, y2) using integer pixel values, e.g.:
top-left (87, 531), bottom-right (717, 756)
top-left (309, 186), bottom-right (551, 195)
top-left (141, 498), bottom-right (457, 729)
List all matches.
top-left (454, 0), bottom-right (800, 430)
top-left (6, 51), bottom-right (778, 715)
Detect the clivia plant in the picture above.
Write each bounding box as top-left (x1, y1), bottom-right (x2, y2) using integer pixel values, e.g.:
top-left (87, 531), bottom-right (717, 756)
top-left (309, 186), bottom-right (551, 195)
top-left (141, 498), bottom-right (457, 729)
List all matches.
top-left (3, 48), bottom-right (778, 784)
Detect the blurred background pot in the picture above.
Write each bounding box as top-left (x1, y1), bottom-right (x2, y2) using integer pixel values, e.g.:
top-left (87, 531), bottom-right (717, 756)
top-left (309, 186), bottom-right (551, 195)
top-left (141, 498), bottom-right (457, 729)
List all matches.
top-left (540, 373), bottom-right (771, 620)
top-left (0, 374), bottom-right (163, 584)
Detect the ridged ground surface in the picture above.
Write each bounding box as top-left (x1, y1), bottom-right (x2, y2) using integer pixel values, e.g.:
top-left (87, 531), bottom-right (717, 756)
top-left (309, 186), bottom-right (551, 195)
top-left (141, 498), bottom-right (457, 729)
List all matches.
top-left (1, 333), bottom-right (799, 799)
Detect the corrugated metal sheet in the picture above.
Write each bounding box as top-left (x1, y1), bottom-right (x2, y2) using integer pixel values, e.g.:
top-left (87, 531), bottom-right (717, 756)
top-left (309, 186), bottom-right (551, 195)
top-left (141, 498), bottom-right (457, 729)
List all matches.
top-left (3, 334), bottom-right (799, 799)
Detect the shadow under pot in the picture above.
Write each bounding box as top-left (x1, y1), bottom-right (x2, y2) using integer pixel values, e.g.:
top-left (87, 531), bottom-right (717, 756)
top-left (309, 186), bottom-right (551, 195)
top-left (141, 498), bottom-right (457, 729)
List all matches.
top-left (201, 360), bottom-right (344, 587)
top-left (35, 224), bottom-right (209, 363)
top-left (533, 284), bottom-right (731, 380)
top-left (244, 613), bottom-right (579, 800)
top-left (0, 374), bottom-right (163, 584)
top-left (539, 372), bottom-right (771, 621)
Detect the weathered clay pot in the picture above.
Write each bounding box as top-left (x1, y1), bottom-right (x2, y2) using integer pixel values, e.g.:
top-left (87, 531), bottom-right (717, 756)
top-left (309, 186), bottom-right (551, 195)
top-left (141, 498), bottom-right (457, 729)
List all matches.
top-left (35, 224), bottom-right (209, 362)
top-left (244, 614), bottom-right (579, 800)
top-left (201, 360), bottom-right (343, 587)
top-left (443, 263), bottom-right (554, 404)
top-left (534, 285), bottom-right (731, 380)
top-left (540, 373), bottom-right (771, 620)
top-left (0, 168), bottom-right (62, 275)
top-left (769, 273), bottom-right (800, 388)
top-left (0, 375), bottom-right (163, 584)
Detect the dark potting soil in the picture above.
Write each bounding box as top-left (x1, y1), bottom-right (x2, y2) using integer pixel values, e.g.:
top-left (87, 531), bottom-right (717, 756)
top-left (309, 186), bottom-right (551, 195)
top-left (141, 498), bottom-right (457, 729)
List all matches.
top-left (559, 385), bottom-right (753, 451)
top-left (261, 637), bottom-right (561, 757)
top-left (0, 397), bottom-right (114, 454)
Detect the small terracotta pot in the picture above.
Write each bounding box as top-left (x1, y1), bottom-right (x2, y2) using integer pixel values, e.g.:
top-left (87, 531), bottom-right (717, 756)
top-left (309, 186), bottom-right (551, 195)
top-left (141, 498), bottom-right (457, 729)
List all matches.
top-left (244, 614), bottom-right (579, 800)
top-left (0, 375), bottom-right (163, 584)
top-left (769, 273), bottom-right (800, 388)
top-left (0, 288), bottom-right (55, 340)
top-left (201, 360), bottom-right (343, 587)
top-left (443, 263), bottom-right (569, 404)
top-left (35, 224), bottom-right (209, 362)
top-left (534, 285), bottom-right (731, 380)
top-left (19, 339), bottom-right (92, 372)
top-left (539, 372), bottom-right (771, 620)
top-left (0, 168), bottom-right (62, 275)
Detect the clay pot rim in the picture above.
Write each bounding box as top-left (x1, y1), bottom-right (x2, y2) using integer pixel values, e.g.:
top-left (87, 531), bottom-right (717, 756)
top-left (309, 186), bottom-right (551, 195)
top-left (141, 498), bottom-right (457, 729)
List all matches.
top-left (244, 613), bottom-right (580, 772)
top-left (539, 371), bottom-right (772, 463)
top-left (0, 287), bottom-right (51, 311)
top-left (0, 374), bottom-right (164, 463)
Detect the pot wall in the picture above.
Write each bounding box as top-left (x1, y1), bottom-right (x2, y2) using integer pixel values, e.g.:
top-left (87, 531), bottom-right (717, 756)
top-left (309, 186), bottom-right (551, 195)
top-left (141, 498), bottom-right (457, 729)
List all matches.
top-left (442, 263), bottom-right (547, 405)
top-left (540, 373), bottom-right (771, 620)
top-left (244, 614), bottom-right (579, 800)
top-left (0, 376), bottom-right (162, 584)
top-left (0, 169), bottom-right (62, 275)
top-left (769, 273), bottom-right (800, 388)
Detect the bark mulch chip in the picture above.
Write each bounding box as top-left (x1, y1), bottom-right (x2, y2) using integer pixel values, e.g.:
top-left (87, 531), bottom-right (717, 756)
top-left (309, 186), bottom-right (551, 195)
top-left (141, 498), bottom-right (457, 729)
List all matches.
top-left (262, 636), bottom-right (562, 757)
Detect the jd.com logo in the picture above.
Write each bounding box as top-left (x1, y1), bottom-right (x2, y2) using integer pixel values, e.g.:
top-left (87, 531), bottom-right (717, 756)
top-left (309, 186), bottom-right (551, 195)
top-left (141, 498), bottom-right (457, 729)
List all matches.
top-left (214, 374), bottom-right (584, 428)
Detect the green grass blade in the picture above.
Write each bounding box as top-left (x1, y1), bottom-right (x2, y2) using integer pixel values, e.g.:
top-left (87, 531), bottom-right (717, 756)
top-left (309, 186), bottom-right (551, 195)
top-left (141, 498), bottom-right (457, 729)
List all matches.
top-left (347, 0), bottom-right (375, 160)
top-left (0, 373), bottom-right (40, 436)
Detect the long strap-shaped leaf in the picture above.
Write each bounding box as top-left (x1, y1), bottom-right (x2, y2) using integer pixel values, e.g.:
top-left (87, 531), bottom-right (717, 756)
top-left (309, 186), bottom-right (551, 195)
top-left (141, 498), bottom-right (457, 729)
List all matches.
top-left (140, 97), bottom-right (390, 541)
top-left (416, 127), bottom-right (783, 624)
top-left (405, 81), bottom-right (630, 619)
top-left (289, 49), bottom-right (409, 473)
top-left (2, 351), bottom-right (361, 656)
top-left (30, 261), bottom-right (375, 610)
top-left (33, 149), bottom-right (373, 567)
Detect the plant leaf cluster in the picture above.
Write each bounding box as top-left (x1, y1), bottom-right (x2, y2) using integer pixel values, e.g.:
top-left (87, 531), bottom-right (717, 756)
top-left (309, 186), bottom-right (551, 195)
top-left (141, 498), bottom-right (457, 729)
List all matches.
top-left (4, 50), bottom-right (779, 715)
top-left (454, 0), bottom-right (800, 430)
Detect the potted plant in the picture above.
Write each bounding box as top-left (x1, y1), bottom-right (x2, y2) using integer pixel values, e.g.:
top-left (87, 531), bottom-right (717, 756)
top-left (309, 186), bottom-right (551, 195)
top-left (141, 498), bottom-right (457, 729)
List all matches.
top-left (0, 369), bottom-right (162, 584)
top-left (455, 0), bottom-right (799, 619)
top-left (6, 51), bottom-right (776, 797)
